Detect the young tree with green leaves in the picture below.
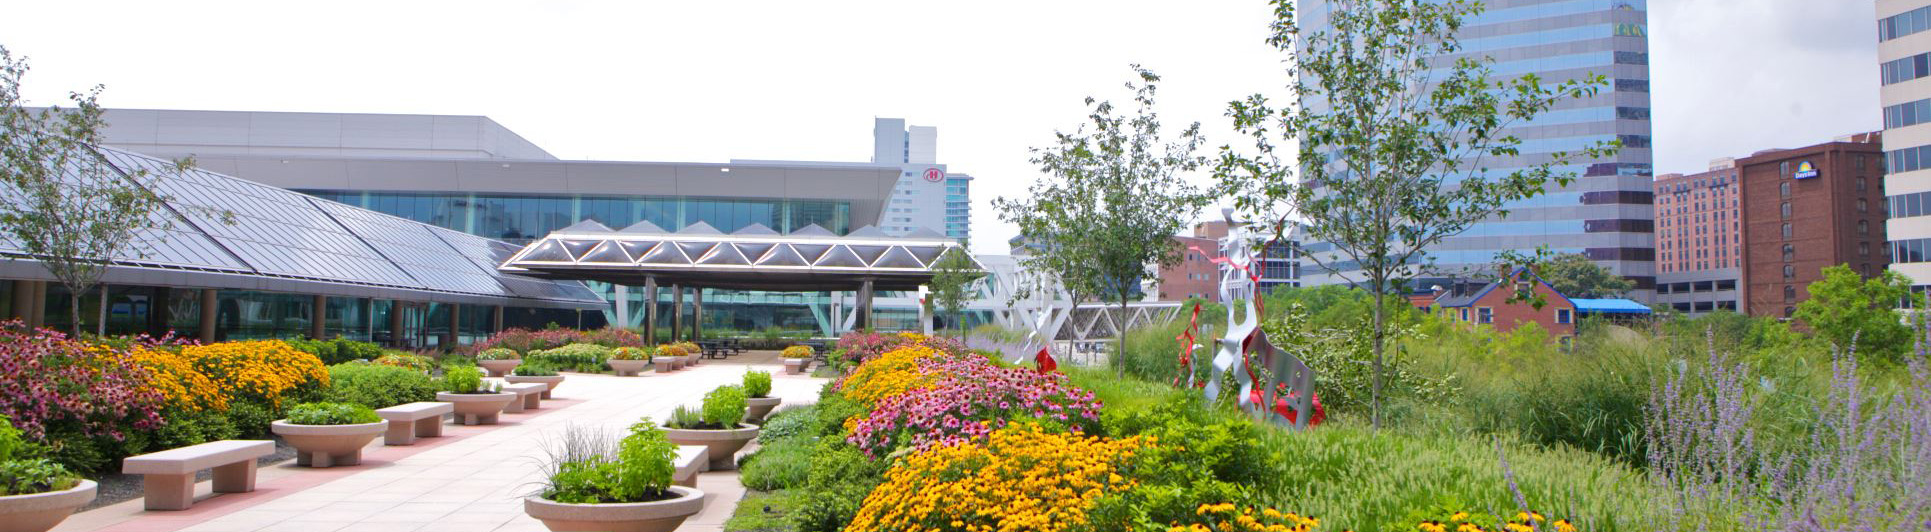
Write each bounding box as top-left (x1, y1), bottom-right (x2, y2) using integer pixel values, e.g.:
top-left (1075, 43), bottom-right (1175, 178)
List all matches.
top-left (0, 46), bottom-right (186, 335)
top-left (1536, 252), bottom-right (1635, 299)
top-left (1217, 0), bottom-right (1616, 427)
top-left (1795, 264), bottom-right (1918, 361)
top-left (925, 245), bottom-right (984, 340)
top-left (996, 66), bottom-right (1211, 374)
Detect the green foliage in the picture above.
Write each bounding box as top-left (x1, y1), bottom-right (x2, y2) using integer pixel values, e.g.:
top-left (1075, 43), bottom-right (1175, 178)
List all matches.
top-left (609, 346), bottom-right (653, 361)
top-left (702, 386), bottom-right (749, 428)
top-left (1795, 264), bottom-right (1917, 361)
top-left (285, 338), bottom-right (384, 365)
top-left (542, 423), bottom-right (678, 504)
top-left (743, 370), bottom-right (773, 399)
top-left (0, 415), bottom-right (21, 462)
top-left (475, 348), bottom-right (519, 361)
top-left (665, 406), bottom-right (704, 430)
top-left (512, 364), bottom-right (560, 376)
top-left (529, 343), bottom-right (612, 372)
top-left (226, 399), bottom-right (279, 439)
top-left (438, 366), bottom-right (486, 394)
top-left (1102, 392), bottom-right (1271, 485)
top-left (1533, 252), bottom-right (1635, 298)
top-left (757, 406), bottom-right (822, 444)
top-left (792, 439), bottom-right (890, 532)
top-left (927, 245), bottom-right (985, 336)
top-left (326, 363), bottom-right (437, 409)
top-left (811, 395), bottom-right (869, 438)
top-left (740, 436), bottom-right (814, 491)
top-left (726, 490), bottom-right (807, 532)
top-left (0, 458), bottom-right (79, 496)
top-left (284, 402), bottom-right (381, 425)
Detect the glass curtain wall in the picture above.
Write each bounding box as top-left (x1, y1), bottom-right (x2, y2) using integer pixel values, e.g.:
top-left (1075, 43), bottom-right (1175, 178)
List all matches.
top-left (304, 190), bottom-right (852, 244)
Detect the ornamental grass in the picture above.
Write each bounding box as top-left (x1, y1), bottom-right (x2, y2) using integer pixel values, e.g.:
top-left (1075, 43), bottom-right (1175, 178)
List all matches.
top-left (844, 423), bottom-right (1146, 532)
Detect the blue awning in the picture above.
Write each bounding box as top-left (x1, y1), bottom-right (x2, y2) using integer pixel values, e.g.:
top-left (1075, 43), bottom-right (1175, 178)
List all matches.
top-left (1571, 298), bottom-right (1652, 315)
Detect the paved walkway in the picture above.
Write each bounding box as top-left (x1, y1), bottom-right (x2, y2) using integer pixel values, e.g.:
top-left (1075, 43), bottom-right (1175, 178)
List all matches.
top-left (55, 352), bottom-right (825, 532)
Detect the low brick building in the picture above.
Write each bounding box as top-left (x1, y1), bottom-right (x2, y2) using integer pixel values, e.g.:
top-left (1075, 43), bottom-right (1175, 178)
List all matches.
top-left (1431, 268), bottom-right (1578, 339)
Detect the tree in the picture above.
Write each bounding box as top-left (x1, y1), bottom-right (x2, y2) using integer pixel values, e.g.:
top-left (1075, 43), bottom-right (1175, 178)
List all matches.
top-left (996, 66), bottom-right (1210, 374)
top-left (1536, 253), bottom-right (1634, 299)
top-left (0, 46), bottom-right (184, 335)
top-left (1217, 0), bottom-right (1616, 427)
top-left (926, 244), bottom-right (984, 340)
top-left (1795, 265), bottom-right (1917, 361)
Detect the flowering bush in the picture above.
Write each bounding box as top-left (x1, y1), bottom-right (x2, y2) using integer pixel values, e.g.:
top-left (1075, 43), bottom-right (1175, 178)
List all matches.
top-left (181, 340), bottom-right (329, 406)
top-left (529, 343), bottom-right (612, 371)
top-left (847, 354), bottom-right (1103, 457)
top-left (1169, 503), bottom-right (1323, 532)
top-left (0, 325), bottom-right (165, 440)
top-left (579, 327), bottom-right (647, 348)
top-left (837, 346), bottom-right (949, 404)
top-left (657, 344), bottom-right (686, 358)
top-left (844, 423), bottom-right (1146, 532)
top-left (837, 332), bottom-right (912, 362)
top-left (130, 346), bottom-right (229, 412)
top-left (610, 346), bottom-right (654, 360)
top-left (476, 348), bottom-right (520, 361)
top-left (1410, 511), bottom-right (1572, 532)
top-left (469, 328), bottom-right (584, 355)
top-left (676, 341), bottom-right (701, 356)
top-left (372, 353), bottom-right (433, 372)
top-left (782, 345), bottom-right (814, 359)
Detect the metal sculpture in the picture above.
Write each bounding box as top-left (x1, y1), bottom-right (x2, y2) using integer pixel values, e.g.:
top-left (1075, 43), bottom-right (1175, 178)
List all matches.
top-left (1202, 210), bottom-right (1317, 429)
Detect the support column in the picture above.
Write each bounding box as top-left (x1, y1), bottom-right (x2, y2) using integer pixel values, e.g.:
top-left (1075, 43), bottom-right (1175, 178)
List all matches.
top-left (856, 279), bottom-right (874, 332)
top-left (389, 300), bottom-right (406, 348)
top-left (97, 284), bottom-right (109, 336)
top-left (692, 288), bottom-right (703, 341)
top-left (671, 284), bottom-right (683, 342)
top-left (444, 304), bottom-right (460, 348)
top-left (643, 277), bottom-right (658, 343)
top-left (30, 281), bottom-right (45, 330)
top-left (614, 284), bottom-right (630, 330)
top-left (10, 280), bottom-right (35, 324)
top-left (492, 305), bottom-right (505, 333)
top-left (199, 288), bottom-right (218, 342)
top-left (918, 288), bottom-right (933, 335)
top-left (311, 295), bottom-right (327, 339)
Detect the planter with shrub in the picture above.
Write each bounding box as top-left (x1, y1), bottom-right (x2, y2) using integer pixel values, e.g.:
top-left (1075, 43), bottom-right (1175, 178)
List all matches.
top-left (741, 370), bottom-right (780, 424)
top-left (435, 367), bottom-right (515, 425)
top-left (676, 342), bottom-right (701, 366)
top-left (506, 364), bottom-right (567, 399)
top-left (657, 345), bottom-right (686, 371)
top-left (607, 347), bottom-right (654, 377)
top-left (780, 345), bottom-right (812, 374)
top-left (326, 363), bottom-right (437, 409)
top-left (663, 386), bottom-right (758, 470)
top-left (525, 423), bottom-right (704, 532)
top-left (271, 402), bottom-right (387, 468)
top-left (0, 415), bottom-right (93, 532)
top-left (476, 348), bottom-right (522, 377)
top-left (528, 343), bottom-right (613, 373)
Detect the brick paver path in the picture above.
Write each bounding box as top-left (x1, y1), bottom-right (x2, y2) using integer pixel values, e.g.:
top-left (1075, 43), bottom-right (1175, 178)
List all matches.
top-left (55, 352), bottom-right (824, 532)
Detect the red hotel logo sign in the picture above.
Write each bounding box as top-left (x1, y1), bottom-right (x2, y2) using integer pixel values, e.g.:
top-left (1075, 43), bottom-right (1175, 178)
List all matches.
top-left (922, 168), bottom-right (945, 183)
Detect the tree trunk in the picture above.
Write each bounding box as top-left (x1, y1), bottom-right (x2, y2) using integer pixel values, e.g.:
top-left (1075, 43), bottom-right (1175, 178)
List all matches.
top-left (1116, 298), bottom-right (1129, 378)
top-left (69, 291), bottom-right (83, 338)
top-left (1370, 286), bottom-right (1386, 430)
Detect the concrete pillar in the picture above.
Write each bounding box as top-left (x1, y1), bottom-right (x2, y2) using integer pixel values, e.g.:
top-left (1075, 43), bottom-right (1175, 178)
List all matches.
top-left (311, 295), bottom-right (327, 339)
top-left (918, 288), bottom-right (933, 335)
top-left (445, 304), bottom-right (460, 348)
top-left (643, 277), bottom-right (658, 343)
top-left (199, 289), bottom-right (218, 342)
top-left (96, 284), bottom-right (108, 336)
top-left (671, 284), bottom-right (683, 342)
top-left (492, 305), bottom-right (505, 333)
top-left (856, 279), bottom-right (874, 332)
top-left (10, 280), bottom-right (35, 324)
top-left (30, 281), bottom-right (45, 330)
top-left (692, 288), bottom-right (703, 341)
top-left (389, 300), bottom-right (407, 348)
top-left (152, 287), bottom-right (172, 338)
top-left (614, 284), bottom-right (630, 330)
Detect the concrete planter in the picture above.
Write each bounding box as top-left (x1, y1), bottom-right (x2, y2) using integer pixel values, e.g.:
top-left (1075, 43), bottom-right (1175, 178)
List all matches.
top-left (683, 352), bottom-right (700, 366)
top-left (506, 375), bottom-right (566, 399)
top-left (271, 421), bottom-right (386, 468)
top-left (0, 480), bottom-right (94, 532)
top-left (782, 358), bottom-right (808, 375)
top-left (744, 396), bottom-right (782, 424)
top-left (664, 424), bottom-right (759, 470)
top-left (651, 357), bottom-right (678, 373)
top-left (524, 485), bottom-right (704, 532)
top-left (479, 359), bottom-right (521, 377)
top-left (669, 357), bottom-right (686, 371)
top-left (437, 391), bottom-right (517, 425)
top-left (608, 359), bottom-right (651, 377)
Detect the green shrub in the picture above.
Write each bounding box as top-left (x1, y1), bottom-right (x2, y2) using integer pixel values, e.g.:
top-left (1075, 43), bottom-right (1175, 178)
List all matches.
top-left (476, 348), bottom-right (520, 361)
top-left (372, 353), bottom-right (433, 372)
top-left (1101, 392), bottom-right (1271, 485)
top-left (439, 366), bottom-right (487, 394)
top-left (0, 459), bottom-right (79, 496)
top-left (757, 407), bottom-right (821, 444)
top-left (0, 415), bottom-right (21, 462)
top-left (811, 395), bottom-right (868, 438)
top-left (792, 439), bottom-right (889, 532)
top-left (666, 406), bottom-right (704, 429)
top-left (744, 370), bottom-right (773, 398)
top-left (529, 343), bottom-right (612, 372)
top-left (739, 436), bottom-right (812, 491)
top-left (609, 346), bottom-right (654, 361)
top-left (702, 386), bottom-right (748, 428)
top-left (512, 364), bottom-right (560, 376)
top-left (541, 423), bottom-right (678, 504)
top-left (284, 402), bottom-right (381, 425)
top-left (226, 399), bottom-right (280, 439)
top-left (286, 338), bottom-right (386, 365)
top-left (327, 363), bottom-right (437, 409)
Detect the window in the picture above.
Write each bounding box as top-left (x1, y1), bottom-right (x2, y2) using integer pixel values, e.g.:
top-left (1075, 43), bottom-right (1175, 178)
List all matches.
top-left (1858, 177), bottom-right (1868, 192)
top-left (1859, 219), bottom-right (1870, 234)
top-left (1783, 244), bottom-right (1794, 262)
top-left (1460, 308), bottom-right (1469, 322)
top-left (1477, 307), bottom-right (1493, 324)
top-left (1556, 308), bottom-right (1573, 324)
top-left (1782, 223), bottom-right (1793, 239)
top-left (1784, 306), bottom-right (1796, 319)
top-left (1784, 285), bottom-right (1796, 302)
top-left (1780, 161), bottom-right (1790, 177)
top-left (1781, 202), bottom-right (1791, 219)
top-left (1861, 242), bottom-right (1871, 257)
top-left (1859, 198), bottom-right (1869, 213)
top-left (1784, 264), bottom-right (1796, 279)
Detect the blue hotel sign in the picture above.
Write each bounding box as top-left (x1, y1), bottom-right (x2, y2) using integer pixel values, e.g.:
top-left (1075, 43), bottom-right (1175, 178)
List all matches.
top-left (1794, 160), bottom-right (1820, 179)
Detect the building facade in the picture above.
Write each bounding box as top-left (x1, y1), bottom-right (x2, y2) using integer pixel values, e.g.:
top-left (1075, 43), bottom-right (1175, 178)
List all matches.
top-left (871, 118), bottom-right (972, 240)
top-left (1432, 268), bottom-right (1578, 339)
top-left (95, 109), bottom-right (974, 335)
top-left (1653, 159), bottom-right (1742, 313)
top-left (1154, 221), bottom-right (1301, 301)
top-left (1880, 0), bottom-right (1931, 289)
top-left (1297, 0), bottom-right (1657, 298)
top-left (1737, 135), bottom-right (1889, 318)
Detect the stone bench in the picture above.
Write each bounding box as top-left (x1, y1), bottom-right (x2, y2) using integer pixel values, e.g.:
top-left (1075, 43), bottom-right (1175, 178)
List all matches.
top-left (376, 402), bottom-right (454, 445)
top-left (122, 440), bottom-right (274, 510)
top-left (501, 382), bottom-right (547, 413)
top-left (673, 445), bottom-right (710, 488)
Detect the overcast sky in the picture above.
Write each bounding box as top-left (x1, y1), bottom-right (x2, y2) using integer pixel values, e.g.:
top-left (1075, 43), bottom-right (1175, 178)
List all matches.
top-left (0, 0), bottom-right (1880, 255)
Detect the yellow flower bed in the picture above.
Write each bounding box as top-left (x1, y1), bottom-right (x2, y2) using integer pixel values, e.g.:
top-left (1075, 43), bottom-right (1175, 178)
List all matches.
top-left (1415, 511), bottom-right (1573, 532)
top-left (129, 347), bottom-right (229, 412)
top-left (658, 344), bottom-right (686, 357)
top-left (182, 340), bottom-right (329, 405)
top-left (839, 345), bottom-right (946, 404)
top-left (781, 345), bottom-right (814, 359)
top-left (845, 424), bottom-right (1147, 532)
top-left (1171, 503), bottom-right (1323, 532)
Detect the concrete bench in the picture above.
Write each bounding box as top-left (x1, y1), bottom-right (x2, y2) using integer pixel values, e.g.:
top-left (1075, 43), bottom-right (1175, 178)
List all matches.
top-left (376, 402), bottom-right (454, 445)
top-left (501, 382), bottom-right (547, 413)
top-left (122, 440), bottom-right (274, 510)
top-left (673, 445), bottom-right (710, 488)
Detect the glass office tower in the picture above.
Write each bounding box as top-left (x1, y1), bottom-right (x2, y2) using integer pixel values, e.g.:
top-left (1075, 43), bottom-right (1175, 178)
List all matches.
top-left (1297, 0), bottom-right (1657, 298)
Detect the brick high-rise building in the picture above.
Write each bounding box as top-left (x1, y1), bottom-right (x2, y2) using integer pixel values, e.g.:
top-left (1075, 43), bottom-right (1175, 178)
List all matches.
top-left (1738, 133), bottom-right (1888, 318)
top-left (1653, 160), bottom-right (1742, 313)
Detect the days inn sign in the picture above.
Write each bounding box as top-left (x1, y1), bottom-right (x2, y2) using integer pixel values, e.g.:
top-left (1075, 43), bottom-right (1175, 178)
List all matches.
top-left (1794, 160), bottom-right (1819, 179)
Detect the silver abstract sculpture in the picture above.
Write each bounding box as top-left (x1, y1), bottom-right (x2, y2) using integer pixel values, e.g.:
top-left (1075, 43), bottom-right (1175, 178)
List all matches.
top-left (1203, 210), bottom-right (1317, 429)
